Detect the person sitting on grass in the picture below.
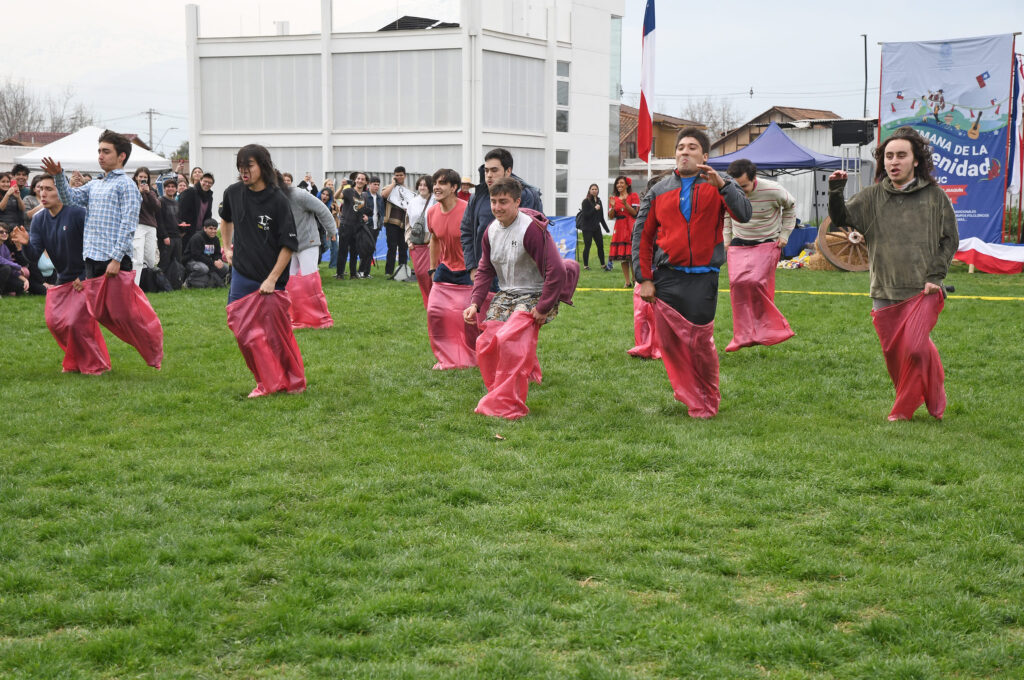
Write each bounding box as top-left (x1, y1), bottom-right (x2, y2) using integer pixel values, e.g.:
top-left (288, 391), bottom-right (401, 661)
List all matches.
top-left (185, 218), bottom-right (228, 288)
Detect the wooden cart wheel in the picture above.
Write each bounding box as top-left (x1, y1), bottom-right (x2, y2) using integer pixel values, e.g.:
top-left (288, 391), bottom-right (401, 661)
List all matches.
top-left (815, 216), bottom-right (869, 272)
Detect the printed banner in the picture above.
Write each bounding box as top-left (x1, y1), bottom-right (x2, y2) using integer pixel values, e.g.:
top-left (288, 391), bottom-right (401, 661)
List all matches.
top-left (880, 34), bottom-right (1015, 242)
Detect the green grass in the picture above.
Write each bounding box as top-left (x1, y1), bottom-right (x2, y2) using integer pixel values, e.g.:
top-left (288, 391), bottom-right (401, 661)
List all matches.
top-left (1, 258), bottom-right (1023, 679)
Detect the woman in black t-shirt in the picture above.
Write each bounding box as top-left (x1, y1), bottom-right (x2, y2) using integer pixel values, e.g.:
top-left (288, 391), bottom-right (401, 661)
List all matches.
top-left (220, 146), bottom-right (298, 304)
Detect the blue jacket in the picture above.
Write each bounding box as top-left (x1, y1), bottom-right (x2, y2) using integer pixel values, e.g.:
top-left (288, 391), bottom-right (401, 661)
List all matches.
top-left (23, 205), bottom-right (87, 284)
top-left (459, 164), bottom-right (543, 271)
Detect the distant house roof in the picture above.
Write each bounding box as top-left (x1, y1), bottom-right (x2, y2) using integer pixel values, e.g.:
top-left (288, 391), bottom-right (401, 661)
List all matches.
top-left (1, 130), bottom-right (152, 150)
top-left (378, 15), bottom-right (459, 31)
top-left (711, 106), bottom-right (842, 153)
top-left (619, 104), bottom-right (704, 146)
top-left (1, 131), bottom-right (71, 147)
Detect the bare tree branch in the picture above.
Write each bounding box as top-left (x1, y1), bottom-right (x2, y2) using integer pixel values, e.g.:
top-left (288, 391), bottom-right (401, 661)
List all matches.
top-left (680, 97), bottom-right (742, 141)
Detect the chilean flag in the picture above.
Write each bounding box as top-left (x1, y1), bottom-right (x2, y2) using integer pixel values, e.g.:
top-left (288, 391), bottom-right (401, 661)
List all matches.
top-left (638, 0), bottom-right (655, 162)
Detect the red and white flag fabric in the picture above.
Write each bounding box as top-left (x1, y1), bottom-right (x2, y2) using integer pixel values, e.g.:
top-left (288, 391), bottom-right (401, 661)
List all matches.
top-left (637, 0), bottom-right (655, 162)
top-left (954, 237), bottom-right (1024, 274)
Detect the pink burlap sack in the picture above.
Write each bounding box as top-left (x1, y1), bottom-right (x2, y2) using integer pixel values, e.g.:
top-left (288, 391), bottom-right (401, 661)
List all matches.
top-left (654, 299), bottom-right (720, 419)
top-left (45, 281), bottom-right (111, 375)
top-left (725, 242), bottom-right (794, 352)
top-left (286, 271), bottom-right (333, 329)
top-left (410, 244), bottom-right (432, 309)
top-left (226, 290), bottom-right (307, 398)
top-left (627, 283), bottom-right (661, 359)
top-left (426, 282), bottom-right (493, 370)
top-left (871, 292), bottom-right (946, 421)
top-left (83, 270), bottom-right (163, 369)
top-left (474, 311), bottom-right (541, 419)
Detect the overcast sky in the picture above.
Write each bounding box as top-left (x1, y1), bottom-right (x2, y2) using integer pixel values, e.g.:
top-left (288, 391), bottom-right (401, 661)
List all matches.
top-left (5, 0), bottom-right (1021, 159)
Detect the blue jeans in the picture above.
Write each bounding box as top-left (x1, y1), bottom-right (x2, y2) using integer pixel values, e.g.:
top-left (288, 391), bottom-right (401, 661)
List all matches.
top-left (433, 263), bottom-right (473, 286)
top-left (228, 268), bottom-right (285, 304)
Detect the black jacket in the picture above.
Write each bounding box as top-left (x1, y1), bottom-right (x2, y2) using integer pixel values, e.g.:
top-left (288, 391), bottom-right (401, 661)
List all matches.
top-left (579, 196), bottom-right (608, 233)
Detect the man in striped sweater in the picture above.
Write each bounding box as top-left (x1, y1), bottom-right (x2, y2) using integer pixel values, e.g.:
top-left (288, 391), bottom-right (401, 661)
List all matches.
top-left (721, 159), bottom-right (796, 351)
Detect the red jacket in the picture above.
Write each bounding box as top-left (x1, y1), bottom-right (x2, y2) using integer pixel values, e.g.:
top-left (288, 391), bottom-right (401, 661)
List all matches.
top-left (634, 173), bottom-right (751, 281)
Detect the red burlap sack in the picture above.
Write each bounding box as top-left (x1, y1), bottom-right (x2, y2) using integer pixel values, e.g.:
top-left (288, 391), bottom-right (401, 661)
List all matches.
top-left (654, 300), bottom-right (720, 419)
top-left (45, 281), bottom-right (111, 375)
top-left (725, 242), bottom-right (793, 352)
top-left (871, 292), bottom-right (946, 421)
top-left (410, 244), bottom-right (432, 309)
top-left (286, 271), bottom-right (333, 329)
top-left (226, 290), bottom-right (307, 398)
top-left (627, 283), bottom-right (661, 359)
top-left (474, 311), bottom-right (541, 419)
top-left (83, 270), bottom-right (163, 369)
top-left (426, 282), bottom-right (493, 370)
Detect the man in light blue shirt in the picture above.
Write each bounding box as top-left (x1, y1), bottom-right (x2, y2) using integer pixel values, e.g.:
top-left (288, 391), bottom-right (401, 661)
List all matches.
top-left (42, 130), bottom-right (142, 279)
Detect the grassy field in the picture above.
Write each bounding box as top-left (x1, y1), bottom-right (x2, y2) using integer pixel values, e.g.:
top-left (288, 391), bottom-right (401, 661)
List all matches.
top-left (1, 258), bottom-right (1023, 679)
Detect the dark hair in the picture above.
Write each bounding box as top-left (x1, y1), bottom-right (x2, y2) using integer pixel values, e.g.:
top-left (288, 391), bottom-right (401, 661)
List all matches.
top-left (874, 126), bottom-right (936, 185)
top-left (484, 148), bottom-right (513, 171)
top-left (98, 129), bottom-right (133, 164)
top-left (416, 175), bottom-right (434, 192)
top-left (34, 174), bottom-right (54, 187)
top-left (393, 166), bottom-right (406, 174)
top-left (282, 172), bottom-right (293, 182)
top-left (12, 164), bottom-right (29, 175)
top-left (675, 126), bottom-right (710, 155)
top-left (132, 167), bottom-right (151, 181)
top-left (319, 187), bottom-right (334, 202)
top-left (203, 218), bottom-right (219, 228)
top-left (201, 172), bottom-right (214, 183)
top-left (489, 176), bottom-right (522, 201)
top-left (236, 144), bottom-right (280, 189)
top-left (586, 183), bottom-right (600, 201)
top-left (431, 168), bottom-right (461, 188)
top-left (0, 172), bottom-right (11, 181)
top-left (726, 159), bottom-right (756, 181)
top-left (368, 176), bottom-right (381, 185)
top-left (613, 175), bottom-right (632, 195)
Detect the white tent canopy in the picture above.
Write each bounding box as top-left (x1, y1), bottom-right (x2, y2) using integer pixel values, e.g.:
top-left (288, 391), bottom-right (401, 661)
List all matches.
top-left (13, 126), bottom-right (172, 173)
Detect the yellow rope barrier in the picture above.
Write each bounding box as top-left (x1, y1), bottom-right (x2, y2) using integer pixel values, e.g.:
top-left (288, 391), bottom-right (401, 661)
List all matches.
top-left (576, 287), bottom-right (1024, 301)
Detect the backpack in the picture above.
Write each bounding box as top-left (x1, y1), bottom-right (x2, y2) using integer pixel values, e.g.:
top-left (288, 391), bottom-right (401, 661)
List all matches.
top-left (165, 259), bottom-right (185, 290)
top-left (575, 209), bottom-right (583, 231)
top-left (139, 267), bottom-right (173, 293)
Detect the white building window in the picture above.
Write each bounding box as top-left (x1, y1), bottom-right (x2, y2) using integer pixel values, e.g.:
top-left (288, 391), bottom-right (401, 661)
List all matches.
top-left (556, 61), bottom-right (570, 133)
top-left (555, 149), bottom-right (568, 216)
top-left (483, 52), bottom-right (545, 132)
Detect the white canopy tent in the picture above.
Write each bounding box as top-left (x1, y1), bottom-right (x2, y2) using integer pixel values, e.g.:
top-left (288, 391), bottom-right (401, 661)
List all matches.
top-left (13, 126), bottom-right (172, 173)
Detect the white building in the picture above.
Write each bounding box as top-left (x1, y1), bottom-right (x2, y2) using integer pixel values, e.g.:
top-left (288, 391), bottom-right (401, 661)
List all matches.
top-left (186, 0), bottom-right (624, 217)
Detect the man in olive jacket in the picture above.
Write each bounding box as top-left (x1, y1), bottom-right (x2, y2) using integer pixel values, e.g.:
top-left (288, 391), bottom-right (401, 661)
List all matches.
top-left (828, 126), bottom-right (958, 420)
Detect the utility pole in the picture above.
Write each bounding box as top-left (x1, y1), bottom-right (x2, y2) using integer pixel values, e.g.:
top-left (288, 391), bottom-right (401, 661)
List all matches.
top-left (143, 108), bottom-right (158, 148)
top-left (861, 35), bottom-right (868, 118)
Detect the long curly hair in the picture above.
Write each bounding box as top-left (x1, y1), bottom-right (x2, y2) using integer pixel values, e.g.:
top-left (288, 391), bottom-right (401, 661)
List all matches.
top-left (874, 126), bottom-right (936, 185)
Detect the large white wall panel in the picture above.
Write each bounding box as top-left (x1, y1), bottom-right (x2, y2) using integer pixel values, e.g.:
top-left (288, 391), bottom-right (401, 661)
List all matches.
top-left (332, 145), bottom-right (462, 176)
top-left (332, 50), bottom-right (462, 130)
top-left (481, 52), bottom-right (544, 133)
top-left (200, 55), bottom-right (322, 131)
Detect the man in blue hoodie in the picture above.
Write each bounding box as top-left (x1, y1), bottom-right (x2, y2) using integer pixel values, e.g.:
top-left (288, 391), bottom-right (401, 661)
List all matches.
top-left (460, 148), bottom-right (543, 279)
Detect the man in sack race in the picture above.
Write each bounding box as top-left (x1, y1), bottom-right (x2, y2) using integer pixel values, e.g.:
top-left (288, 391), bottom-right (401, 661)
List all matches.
top-left (722, 158), bottom-right (797, 352)
top-left (462, 177), bottom-right (579, 419)
top-left (285, 180), bottom-right (337, 329)
top-left (220, 144), bottom-right (305, 398)
top-left (425, 168), bottom-right (490, 369)
top-left (42, 130), bottom-right (164, 370)
top-left (10, 175), bottom-right (111, 375)
top-left (632, 127), bottom-right (752, 419)
top-left (828, 126), bottom-right (958, 421)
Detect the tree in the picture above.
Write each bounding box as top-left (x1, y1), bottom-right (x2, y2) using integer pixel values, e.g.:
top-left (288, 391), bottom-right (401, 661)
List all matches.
top-left (680, 97), bottom-right (742, 141)
top-left (0, 78), bottom-right (95, 141)
top-left (171, 139), bottom-right (189, 161)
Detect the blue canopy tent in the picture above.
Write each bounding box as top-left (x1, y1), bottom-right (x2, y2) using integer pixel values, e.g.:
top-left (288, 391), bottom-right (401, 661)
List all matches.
top-left (707, 122), bottom-right (846, 174)
top-left (708, 121), bottom-right (851, 233)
